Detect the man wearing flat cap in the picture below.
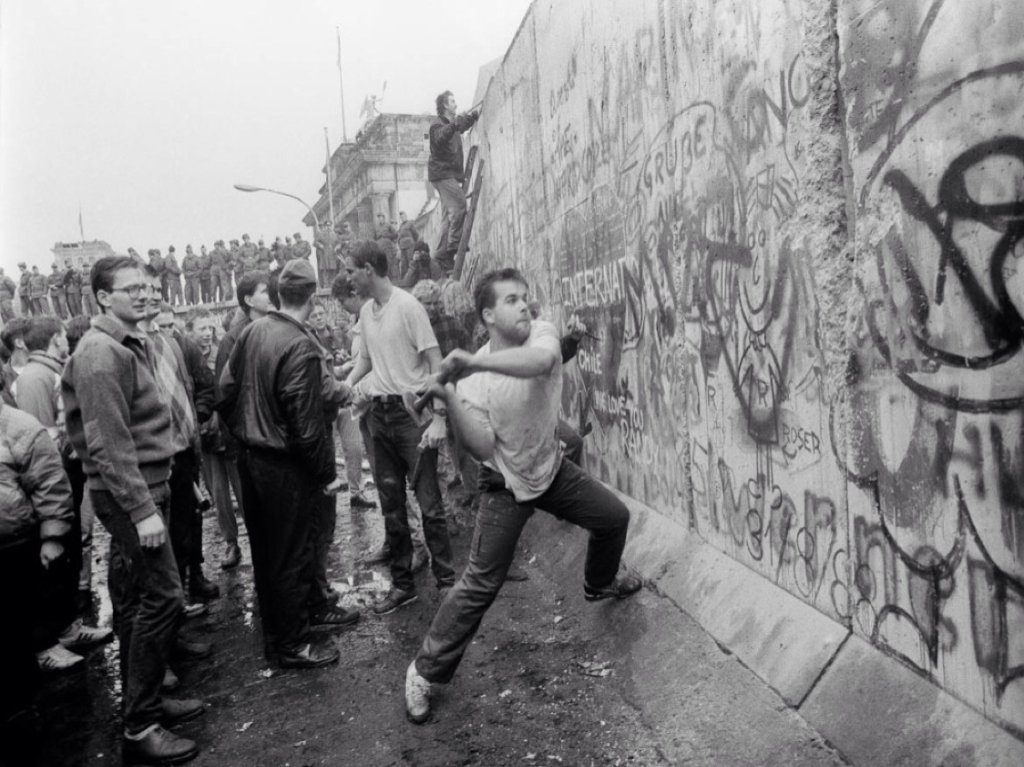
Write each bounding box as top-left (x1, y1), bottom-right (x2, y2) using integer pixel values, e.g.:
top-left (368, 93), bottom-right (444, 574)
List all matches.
top-left (217, 259), bottom-right (348, 669)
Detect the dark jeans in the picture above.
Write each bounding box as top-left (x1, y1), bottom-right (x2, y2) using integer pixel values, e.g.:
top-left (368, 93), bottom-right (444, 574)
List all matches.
top-left (238, 448), bottom-right (316, 655)
top-left (92, 484), bottom-right (183, 734)
top-left (29, 528), bottom-right (79, 652)
top-left (415, 459), bottom-right (630, 684)
top-left (0, 538), bottom-right (41, 721)
top-left (31, 454), bottom-right (84, 650)
top-left (367, 400), bottom-right (454, 591)
top-left (168, 449), bottom-right (202, 591)
top-left (309, 494), bottom-right (337, 615)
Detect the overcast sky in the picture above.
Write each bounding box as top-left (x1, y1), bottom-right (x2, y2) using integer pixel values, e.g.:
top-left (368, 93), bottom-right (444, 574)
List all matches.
top-left (0, 0), bottom-right (532, 272)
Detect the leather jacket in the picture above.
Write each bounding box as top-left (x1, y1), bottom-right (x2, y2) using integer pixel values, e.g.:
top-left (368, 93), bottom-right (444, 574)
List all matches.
top-left (428, 112), bottom-right (478, 183)
top-left (215, 311), bottom-right (336, 486)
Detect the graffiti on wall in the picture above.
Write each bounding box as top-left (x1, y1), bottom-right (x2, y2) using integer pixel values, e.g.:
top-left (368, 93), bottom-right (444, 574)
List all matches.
top-left (842, 0), bottom-right (1024, 733)
top-left (470, 0), bottom-right (1023, 738)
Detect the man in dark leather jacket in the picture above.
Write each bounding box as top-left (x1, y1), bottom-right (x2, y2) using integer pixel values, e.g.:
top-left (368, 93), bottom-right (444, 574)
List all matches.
top-left (216, 259), bottom-right (347, 670)
top-left (428, 90), bottom-right (479, 271)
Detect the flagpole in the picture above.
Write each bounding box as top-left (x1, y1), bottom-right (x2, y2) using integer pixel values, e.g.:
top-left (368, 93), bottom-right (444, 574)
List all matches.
top-left (324, 127), bottom-right (336, 228)
top-left (336, 26), bottom-right (348, 142)
top-left (78, 205), bottom-right (85, 242)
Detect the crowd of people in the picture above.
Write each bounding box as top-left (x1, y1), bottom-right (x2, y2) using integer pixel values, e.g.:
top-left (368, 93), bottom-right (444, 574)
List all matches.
top-left (1, 238), bottom-right (642, 765)
top-left (1, 89), bottom-right (641, 767)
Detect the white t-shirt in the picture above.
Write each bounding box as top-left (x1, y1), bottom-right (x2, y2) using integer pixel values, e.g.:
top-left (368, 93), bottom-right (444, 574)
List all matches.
top-left (457, 320), bottom-right (563, 502)
top-left (358, 287), bottom-right (438, 396)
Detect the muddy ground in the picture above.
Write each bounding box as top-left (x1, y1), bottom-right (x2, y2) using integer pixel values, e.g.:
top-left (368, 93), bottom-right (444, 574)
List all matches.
top-left (15, 465), bottom-right (847, 766)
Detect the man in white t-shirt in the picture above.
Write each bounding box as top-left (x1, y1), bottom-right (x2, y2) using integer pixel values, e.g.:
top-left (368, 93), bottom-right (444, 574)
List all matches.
top-left (403, 267), bottom-right (641, 724)
top-left (343, 241), bottom-right (455, 615)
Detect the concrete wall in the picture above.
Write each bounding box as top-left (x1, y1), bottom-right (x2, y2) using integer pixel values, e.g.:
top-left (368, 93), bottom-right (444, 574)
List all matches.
top-left (466, 0), bottom-right (1024, 738)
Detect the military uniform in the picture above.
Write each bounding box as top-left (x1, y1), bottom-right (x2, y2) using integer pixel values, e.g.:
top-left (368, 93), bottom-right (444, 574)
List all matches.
top-left (209, 242), bottom-right (227, 302)
top-left (17, 268), bottom-right (31, 316)
top-left (182, 249), bottom-right (201, 305)
top-left (47, 268), bottom-right (67, 319)
top-left (29, 270), bottom-right (48, 315)
top-left (63, 265), bottom-right (82, 317)
top-left (291, 234), bottom-right (312, 261)
top-left (0, 271), bottom-right (17, 322)
top-left (164, 252), bottom-right (183, 305)
top-left (229, 241), bottom-right (243, 295)
top-left (80, 266), bottom-right (98, 316)
top-left (199, 248), bottom-right (212, 303)
top-left (255, 242), bottom-right (271, 271)
top-left (314, 226), bottom-right (339, 287)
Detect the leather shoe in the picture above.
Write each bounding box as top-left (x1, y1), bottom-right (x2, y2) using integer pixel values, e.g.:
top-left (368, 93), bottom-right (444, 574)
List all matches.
top-left (277, 642), bottom-right (339, 669)
top-left (361, 544), bottom-right (392, 566)
top-left (173, 637), bottom-right (211, 661)
top-left (159, 698), bottom-right (205, 727)
top-left (311, 605), bottom-right (360, 630)
top-left (189, 573), bottom-right (220, 601)
top-left (220, 543), bottom-right (241, 570)
top-left (122, 724), bottom-right (198, 765)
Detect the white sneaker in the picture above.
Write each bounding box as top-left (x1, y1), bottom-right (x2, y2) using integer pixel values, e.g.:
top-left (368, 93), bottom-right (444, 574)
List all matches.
top-left (405, 660), bottom-right (432, 724)
top-left (37, 644), bottom-right (84, 672)
top-left (58, 619), bottom-right (113, 650)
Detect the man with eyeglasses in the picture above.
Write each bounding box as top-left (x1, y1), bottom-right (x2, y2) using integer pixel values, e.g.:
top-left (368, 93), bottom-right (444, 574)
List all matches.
top-left (62, 256), bottom-right (201, 765)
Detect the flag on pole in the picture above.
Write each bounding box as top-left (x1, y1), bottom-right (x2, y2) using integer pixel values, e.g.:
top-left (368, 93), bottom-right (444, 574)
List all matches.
top-left (78, 206), bottom-right (85, 242)
top-left (336, 26), bottom-right (348, 141)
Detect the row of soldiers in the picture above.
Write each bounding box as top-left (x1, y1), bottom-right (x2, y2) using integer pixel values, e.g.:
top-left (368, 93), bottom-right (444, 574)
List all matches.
top-left (1, 262), bottom-right (99, 322)
top-left (0, 232), bottom-right (316, 324)
top-left (1, 211), bottom-right (421, 324)
top-left (128, 233), bottom-right (313, 307)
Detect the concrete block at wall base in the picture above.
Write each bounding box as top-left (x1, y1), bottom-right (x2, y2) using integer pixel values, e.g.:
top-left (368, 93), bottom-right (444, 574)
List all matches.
top-left (618, 493), bottom-right (846, 707)
top-left (801, 633), bottom-right (1024, 767)
top-left (519, 493), bottom-right (845, 706)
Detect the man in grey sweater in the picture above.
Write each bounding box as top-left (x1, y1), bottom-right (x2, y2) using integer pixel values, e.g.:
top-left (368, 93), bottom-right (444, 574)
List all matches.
top-left (62, 256), bottom-right (202, 766)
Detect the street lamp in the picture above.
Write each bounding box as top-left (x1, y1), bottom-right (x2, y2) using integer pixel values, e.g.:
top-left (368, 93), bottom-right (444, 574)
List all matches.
top-left (233, 184), bottom-right (321, 230)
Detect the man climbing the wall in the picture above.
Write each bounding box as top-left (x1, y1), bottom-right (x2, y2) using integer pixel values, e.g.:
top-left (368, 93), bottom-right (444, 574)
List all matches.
top-left (428, 91), bottom-right (479, 272)
top-left (403, 267), bottom-right (641, 724)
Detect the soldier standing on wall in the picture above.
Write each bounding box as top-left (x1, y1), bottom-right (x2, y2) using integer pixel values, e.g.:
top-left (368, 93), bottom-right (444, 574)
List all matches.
top-left (0, 268), bottom-right (17, 322)
top-left (314, 222), bottom-right (338, 287)
top-left (17, 263), bottom-right (32, 316)
top-left (182, 246), bottom-right (201, 306)
top-left (47, 264), bottom-right (67, 320)
top-left (29, 266), bottom-right (49, 316)
top-left (79, 261), bottom-right (98, 317)
top-left (164, 246), bottom-right (184, 306)
top-left (198, 245), bottom-right (212, 304)
top-left (210, 241), bottom-right (229, 303)
top-left (63, 260), bottom-right (82, 317)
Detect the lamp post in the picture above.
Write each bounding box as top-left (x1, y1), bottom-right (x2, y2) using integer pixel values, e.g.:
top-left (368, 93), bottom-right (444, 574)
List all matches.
top-left (233, 184), bottom-right (321, 230)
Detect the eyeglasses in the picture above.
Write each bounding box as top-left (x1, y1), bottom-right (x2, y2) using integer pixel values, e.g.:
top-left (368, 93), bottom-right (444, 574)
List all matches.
top-left (157, 322), bottom-right (176, 330)
top-left (108, 284), bottom-right (154, 298)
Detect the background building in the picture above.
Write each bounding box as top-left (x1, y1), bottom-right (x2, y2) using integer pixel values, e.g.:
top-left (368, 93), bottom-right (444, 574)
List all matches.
top-left (304, 113), bottom-right (436, 238)
top-left (50, 239), bottom-right (116, 267)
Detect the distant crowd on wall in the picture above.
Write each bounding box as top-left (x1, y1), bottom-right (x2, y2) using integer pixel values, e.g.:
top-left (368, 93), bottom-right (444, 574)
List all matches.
top-left (0, 209), bottom-right (436, 323)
